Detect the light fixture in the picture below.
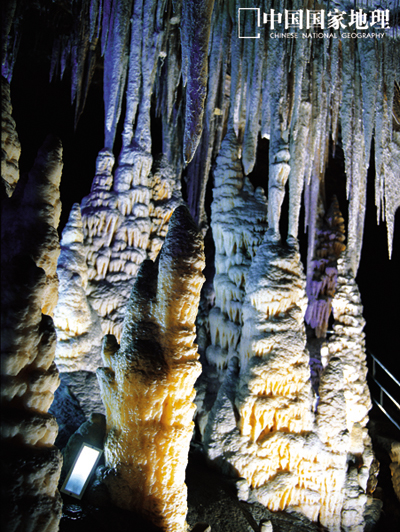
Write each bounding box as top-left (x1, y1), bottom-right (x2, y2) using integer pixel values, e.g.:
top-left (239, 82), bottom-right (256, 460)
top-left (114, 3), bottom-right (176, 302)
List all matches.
top-left (61, 443), bottom-right (103, 500)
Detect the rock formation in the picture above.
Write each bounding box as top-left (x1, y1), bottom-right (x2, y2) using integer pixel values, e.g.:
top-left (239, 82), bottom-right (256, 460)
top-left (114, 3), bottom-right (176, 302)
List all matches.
top-left (203, 234), bottom-right (377, 531)
top-left (207, 130), bottom-right (268, 373)
top-left (52, 202), bottom-right (105, 426)
top-left (305, 196), bottom-right (346, 338)
top-left (1, 77), bottom-right (20, 197)
top-left (316, 256), bottom-right (375, 530)
top-left (81, 149), bottom-right (183, 343)
top-left (1, 134), bottom-right (63, 532)
top-left (1, 1), bottom-right (398, 530)
top-left (54, 202), bottom-right (102, 373)
top-left (97, 205), bottom-right (205, 532)
top-left (390, 441), bottom-right (400, 502)
top-left (195, 129), bottom-right (268, 437)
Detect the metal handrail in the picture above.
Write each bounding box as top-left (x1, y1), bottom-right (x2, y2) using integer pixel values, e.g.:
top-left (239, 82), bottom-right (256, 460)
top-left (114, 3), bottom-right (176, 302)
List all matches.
top-left (370, 352), bottom-right (400, 387)
top-left (369, 351), bottom-right (400, 433)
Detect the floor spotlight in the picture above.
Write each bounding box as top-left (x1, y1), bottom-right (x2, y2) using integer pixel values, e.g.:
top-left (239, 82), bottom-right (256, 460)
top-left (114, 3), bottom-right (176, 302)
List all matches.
top-left (61, 443), bottom-right (103, 500)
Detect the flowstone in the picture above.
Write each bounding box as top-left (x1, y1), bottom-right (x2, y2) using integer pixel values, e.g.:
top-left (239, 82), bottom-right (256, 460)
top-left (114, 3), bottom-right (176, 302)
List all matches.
top-left (97, 205), bottom-right (205, 532)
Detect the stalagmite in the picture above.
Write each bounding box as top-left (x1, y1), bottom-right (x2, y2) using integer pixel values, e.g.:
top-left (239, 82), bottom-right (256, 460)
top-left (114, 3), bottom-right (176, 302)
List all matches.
top-left (316, 255), bottom-right (375, 530)
top-left (1, 77), bottom-right (20, 197)
top-left (54, 203), bottom-right (102, 372)
top-left (81, 147), bottom-right (182, 342)
top-left (207, 130), bottom-right (268, 374)
top-left (320, 256), bottom-right (373, 452)
top-left (1, 134), bottom-right (63, 532)
top-left (97, 205), bottom-right (205, 532)
top-left (196, 129), bottom-right (268, 437)
top-left (305, 196), bottom-right (346, 338)
top-left (204, 231), bottom-right (377, 531)
top-left (236, 234), bottom-right (315, 439)
top-left (205, 233), bottom-right (321, 522)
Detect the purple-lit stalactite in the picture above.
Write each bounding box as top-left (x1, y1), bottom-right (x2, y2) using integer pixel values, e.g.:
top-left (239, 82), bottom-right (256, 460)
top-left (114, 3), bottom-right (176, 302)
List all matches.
top-left (70, 0), bottom-right (102, 127)
top-left (121, 0), bottom-right (143, 149)
top-left (181, 0), bottom-right (215, 165)
top-left (3, 1), bottom-right (399, 263)
top-left (132, 0), bottom-right (165, 153)
top-left (103, 0), bottom-right (132, 149)
top-left (305, 196), bottom-right (346, 338)
top-left (185, 0), bottom-right (230, 231)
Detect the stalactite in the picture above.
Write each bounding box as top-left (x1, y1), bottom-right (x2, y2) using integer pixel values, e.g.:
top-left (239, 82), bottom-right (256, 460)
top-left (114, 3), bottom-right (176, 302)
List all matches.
top-left (185, 0), bottom-right (231, 229)
top-left (97, 205), bottom-right (205, 532)
top-left (181, 0), bottom-right (215, 165)
top-left (4, 1), bottom-right (397, 260)
top-left (157, 10), bottom-right (183, 168)
top-left (266, 31), bottom-right (290, 236)
top-left (121, 0), bottom-right (143, 149)
top-left (341, 39), bottom-right (368, 276)
top-left (1, 134), bottom-right (63, 532)
top-left (103, 0), bottom-right (132, 149)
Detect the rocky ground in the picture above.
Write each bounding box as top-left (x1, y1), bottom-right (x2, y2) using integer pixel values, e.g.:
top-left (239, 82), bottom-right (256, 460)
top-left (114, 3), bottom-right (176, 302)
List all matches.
top-left (58, 404), bottom-right (399, 532)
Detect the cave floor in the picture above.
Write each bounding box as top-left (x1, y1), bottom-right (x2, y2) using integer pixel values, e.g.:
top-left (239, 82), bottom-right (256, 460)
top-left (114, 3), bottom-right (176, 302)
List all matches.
top-left (59, 405), bottom-right (400, 532)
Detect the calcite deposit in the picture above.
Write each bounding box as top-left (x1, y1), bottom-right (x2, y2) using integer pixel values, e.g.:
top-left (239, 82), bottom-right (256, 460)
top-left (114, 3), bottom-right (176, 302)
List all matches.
top-left (390, 442), bottom-right (400, 502)
top-left (203, 234), bottom-right (377, 532)
top-left (207, 130), bottom-right (268, 374)
top-left (317, 256), bottom-right (376, 530)
top-left (54, 202), bottom-right (102, 373)
top-left (1, 134), bottom-right (63, 531)
top-left (318, 257), bottom-right (373, 456)
top-left (236, 235), bottom-right (315, 440)
top-left (195, 129), bottom-right (268, 438)
top-left (1, 77), bottom-right (21, 197)
top-left (305, 196), bottom-right (346, 338)
top-left (97, 205), bottom-right (205, 532)
top-left (81, 149), bottom-right (183, 342)
top-left (2, 1), bottom-right (398, 530)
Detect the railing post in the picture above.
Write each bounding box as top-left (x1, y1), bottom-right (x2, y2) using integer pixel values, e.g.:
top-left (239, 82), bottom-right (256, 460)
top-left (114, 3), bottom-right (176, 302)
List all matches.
top-left (368, 350), bottom-right (400, 434)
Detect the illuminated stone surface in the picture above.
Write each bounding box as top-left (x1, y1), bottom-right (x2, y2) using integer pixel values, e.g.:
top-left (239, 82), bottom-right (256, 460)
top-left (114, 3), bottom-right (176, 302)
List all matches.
top-left (97, 205), bottom-right (205, 532)
top-left (1, 2), bottom-right (398, 530)
top-left (204, 235), bottom-right (377, 532)
top-left (1, 77), bottom-right (20, 197)
top-left (81, 150), bottom-right (182, 343)
top-left (1, 134), bottom-right (63, 531)
top-left (54, 203), bottom-right (103, 372)
top-left (390, 442), bottom-right (400, 502)
top-left (305, 196), bottom-right (346, 338)
top-left (207, 130), bottom-right (268, 373)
